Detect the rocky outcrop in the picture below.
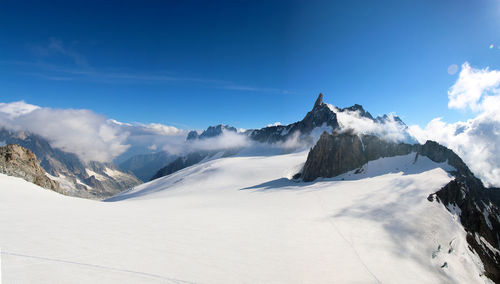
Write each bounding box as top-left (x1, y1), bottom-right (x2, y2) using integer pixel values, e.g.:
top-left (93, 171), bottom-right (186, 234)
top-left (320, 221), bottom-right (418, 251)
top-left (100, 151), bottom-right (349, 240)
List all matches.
top-left (0, 144), bottom-right (59, 192)
top-left (186, 130), bottom-right (199, 141)
top-left (0, 128), bottom-right (141, 199)
top-left (301, 131), bottom-right (415, 181)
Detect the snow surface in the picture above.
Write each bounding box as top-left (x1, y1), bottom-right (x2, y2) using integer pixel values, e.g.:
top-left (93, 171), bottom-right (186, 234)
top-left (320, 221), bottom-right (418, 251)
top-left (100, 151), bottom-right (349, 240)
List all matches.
top-left (85, 168), bottom-right (107, 181)
top-left (0, 152), bottom-right (492, 283)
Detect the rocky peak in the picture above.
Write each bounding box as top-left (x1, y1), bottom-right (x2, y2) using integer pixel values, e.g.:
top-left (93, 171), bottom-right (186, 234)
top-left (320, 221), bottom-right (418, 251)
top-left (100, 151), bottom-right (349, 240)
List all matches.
top-left (313, 93), bottom-right (324, 108)
top-left (249, 93), bottom-right (339, 143)
top-left (0, 144), bottom-right (59, 191)
top-left (188, 124), bottom-right (238, 141)
top-left (340, 104), bottom-right (374, 120)
top-left (186, 130), bottom-right (199, 141)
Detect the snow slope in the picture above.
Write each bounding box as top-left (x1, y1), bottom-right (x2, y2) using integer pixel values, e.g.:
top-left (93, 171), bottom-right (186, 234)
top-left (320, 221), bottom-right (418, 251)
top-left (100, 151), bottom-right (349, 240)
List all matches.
top-left (0, 152), bottom-right (491, 283)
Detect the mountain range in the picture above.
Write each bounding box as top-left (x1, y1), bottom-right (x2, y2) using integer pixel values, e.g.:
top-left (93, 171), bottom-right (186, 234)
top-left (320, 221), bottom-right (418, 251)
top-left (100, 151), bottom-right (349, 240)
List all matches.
top-left (0, 128), bottom-right (141, 199)
top-left (1, 93), bottom-right (499, 283)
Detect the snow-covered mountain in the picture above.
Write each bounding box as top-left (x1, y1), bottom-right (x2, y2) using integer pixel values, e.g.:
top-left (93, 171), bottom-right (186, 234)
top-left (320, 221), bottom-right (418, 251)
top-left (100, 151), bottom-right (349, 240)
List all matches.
top-left (0, 146), bottom-right (495, 283)
top-left (1, 94), bottom-right (499, 283)
top-left (0, 128), bottom-right (141, 199)
top-left (150, 93), bottom-right (414, 181)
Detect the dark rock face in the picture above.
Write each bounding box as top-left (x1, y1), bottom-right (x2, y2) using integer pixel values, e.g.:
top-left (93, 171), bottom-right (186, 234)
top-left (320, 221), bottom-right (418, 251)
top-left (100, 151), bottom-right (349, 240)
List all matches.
top-left (186, 130), bottom-right (199, 141)
top-left (301, 131), bottom-right (415, 181)
top-left (0, 128), bottom-right (141, 199)
top-left (0, 144), bottom-right (59, 192)
top-left (418, 141), bottom-right (473, 177)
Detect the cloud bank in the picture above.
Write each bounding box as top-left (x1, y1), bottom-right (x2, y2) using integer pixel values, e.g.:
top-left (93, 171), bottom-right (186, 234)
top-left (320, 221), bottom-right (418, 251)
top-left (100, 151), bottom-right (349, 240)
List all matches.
top-left (0, 102), bottom-right (185, 163)
top-left (409, 62), bottom-right (500, 187)
top-left (326, 104), bottom-right (415, 143)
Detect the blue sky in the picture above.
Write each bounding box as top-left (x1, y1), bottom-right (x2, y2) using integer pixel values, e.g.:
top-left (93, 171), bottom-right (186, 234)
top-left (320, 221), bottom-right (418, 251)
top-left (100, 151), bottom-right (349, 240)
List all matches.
top-left (1, 0), bottom-right (499, 130)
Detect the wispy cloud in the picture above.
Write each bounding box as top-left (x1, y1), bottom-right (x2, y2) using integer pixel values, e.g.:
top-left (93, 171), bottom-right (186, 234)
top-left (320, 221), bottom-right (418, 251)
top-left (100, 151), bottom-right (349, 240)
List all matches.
top-left (3, 38), bottom-right (294, 95)
top-left (31, 37), bottom-right (90, 68)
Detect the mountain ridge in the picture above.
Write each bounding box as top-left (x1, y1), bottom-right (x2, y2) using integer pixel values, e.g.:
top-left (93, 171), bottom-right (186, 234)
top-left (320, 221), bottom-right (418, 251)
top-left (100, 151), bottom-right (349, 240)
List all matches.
top-left (0, 127), bottom-right (141, 199)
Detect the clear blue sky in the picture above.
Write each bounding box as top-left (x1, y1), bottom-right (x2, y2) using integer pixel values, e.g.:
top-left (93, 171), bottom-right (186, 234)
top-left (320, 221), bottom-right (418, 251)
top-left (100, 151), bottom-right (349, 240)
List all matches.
top-left (0, 0), bottom-right (499, 130)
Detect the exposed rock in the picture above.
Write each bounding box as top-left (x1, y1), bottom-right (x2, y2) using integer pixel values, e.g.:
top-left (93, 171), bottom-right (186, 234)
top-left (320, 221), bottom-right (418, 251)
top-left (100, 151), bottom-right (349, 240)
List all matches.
top-left (314, 93), bottom-right (324, 107)
top-left (0, 144), bottom-right (59, 192)
top-left (0, 128), bottom-right (141, 199)
top-left (418, 140), bottom-right (473, 178)
top-left (301, 131), bottom-right (414, 181)
top-left (186, 130), bottom-right (199, 141)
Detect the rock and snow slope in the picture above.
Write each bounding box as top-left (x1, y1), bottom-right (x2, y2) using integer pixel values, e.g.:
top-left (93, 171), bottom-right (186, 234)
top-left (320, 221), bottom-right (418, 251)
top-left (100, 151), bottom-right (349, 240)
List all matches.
top-left (0, 150), bottom-right (492, 283)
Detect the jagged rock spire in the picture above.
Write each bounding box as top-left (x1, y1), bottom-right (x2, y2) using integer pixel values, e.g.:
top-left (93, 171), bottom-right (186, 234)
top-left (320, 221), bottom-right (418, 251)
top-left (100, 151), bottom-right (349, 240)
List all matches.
top-left (314, 93), bottom-right (323, 108)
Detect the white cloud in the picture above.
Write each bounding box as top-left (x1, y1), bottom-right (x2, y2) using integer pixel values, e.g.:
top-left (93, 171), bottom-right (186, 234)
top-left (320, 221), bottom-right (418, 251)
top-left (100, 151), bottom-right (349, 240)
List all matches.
top-left (0, 101), bottom-right (40, 118)
top-left (0, 102), bottom-right (185, 163)
top-left (448, 62), bottom-right (500, 111)
top-left (186, 130), bottom-right (252, 152)
top-left (266, 122), bottom-right (282, 127)
top-left (410, 62), bottom-right (500, 187)
top-left (139, 123), bottom-right (183, 136)
top-left (326, 104), bottom-right (414, 143)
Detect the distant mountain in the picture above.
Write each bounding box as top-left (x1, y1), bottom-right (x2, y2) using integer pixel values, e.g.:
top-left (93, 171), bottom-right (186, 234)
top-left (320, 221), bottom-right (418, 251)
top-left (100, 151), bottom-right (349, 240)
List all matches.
top-left (151, 151), bottom-right (211, 181)
top-left (186, 124), bottom-right (238, 141)
top-left (247, 93), bottom-right (411, 144)
top-left (248, 93), bottom-right (339, 143)
top-left (119, 151), bottom-right (177, 182)
top-left (0, 128), bottom-right (141, 199)
top-left (150, 124), bottom-right (241, 181)
top-left (150, 93), bottom-right (414, 181)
